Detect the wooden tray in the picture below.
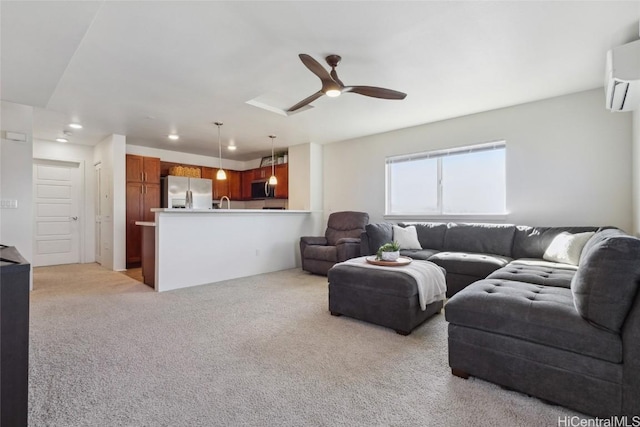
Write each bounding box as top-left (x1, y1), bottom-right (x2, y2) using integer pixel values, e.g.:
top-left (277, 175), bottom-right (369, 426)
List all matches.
top-left (366, 256), bottom-right (412, 267)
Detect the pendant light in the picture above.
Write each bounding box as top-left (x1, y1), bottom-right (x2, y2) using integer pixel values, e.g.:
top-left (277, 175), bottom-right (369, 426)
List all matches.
top-left (214, 122), bottom-right (226, 180)
top-left (268, 135), bottom-right (278, 186)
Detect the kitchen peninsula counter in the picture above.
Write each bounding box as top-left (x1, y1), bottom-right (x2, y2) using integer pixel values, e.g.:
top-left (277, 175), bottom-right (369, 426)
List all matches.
top-left (151, 208), bottom-right (310, 214)
top-left (150, 208), bottom-right (321, 292)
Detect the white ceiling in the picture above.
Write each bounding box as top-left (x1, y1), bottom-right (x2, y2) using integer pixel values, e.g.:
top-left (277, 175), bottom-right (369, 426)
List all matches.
top-left (1, 1), bottom-right (639, 160)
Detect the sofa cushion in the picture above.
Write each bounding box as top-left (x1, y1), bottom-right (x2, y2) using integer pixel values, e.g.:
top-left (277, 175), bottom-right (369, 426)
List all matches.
top-left (488, 259), bottom-right (577, 289)
top-left (443, 223), bottom-right (516, 257)
top-left (445, 279), bottom-right (622, 363)
top-left (512, 226), bottom-right (601, 260)
top-left (542, 231), bottom-right (594, 266)
top-left (428, 252), bottom-right (511, 278)
top-left (364, 223), bottom-right (393, 254)
top-left (303, 245), bottom-right (337, 262)
top-left (571, 235), bottom-right (640, 333)
top-left (400, 248), bottom-right (440, 261)
top-left (399, 222), bottom-right (447, 250)
top-left (393, 225), bottom-right (421, 250)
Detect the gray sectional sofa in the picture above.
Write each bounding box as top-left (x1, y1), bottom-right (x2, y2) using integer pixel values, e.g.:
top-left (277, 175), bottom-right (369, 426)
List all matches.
top-left (361, 222), bottom-right (605, 297)
top-left (359, 222), bottom-right (640, 418)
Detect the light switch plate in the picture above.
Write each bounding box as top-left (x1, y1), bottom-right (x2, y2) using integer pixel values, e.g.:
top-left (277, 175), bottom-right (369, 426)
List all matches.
top-left (0, 199), bottom-right (18, 209)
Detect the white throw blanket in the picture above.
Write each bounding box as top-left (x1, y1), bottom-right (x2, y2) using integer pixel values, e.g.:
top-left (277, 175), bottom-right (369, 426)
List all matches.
top-left (339, 256), bottom-right (447, 310)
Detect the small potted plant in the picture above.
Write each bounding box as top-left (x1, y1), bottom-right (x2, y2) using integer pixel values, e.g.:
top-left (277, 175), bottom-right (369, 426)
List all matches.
top-left (377, 241), bottom-right (401, 261)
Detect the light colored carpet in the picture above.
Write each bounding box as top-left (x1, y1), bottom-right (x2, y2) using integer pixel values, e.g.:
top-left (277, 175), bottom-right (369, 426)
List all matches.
top-left (30, 263), bottom-right (583, 426)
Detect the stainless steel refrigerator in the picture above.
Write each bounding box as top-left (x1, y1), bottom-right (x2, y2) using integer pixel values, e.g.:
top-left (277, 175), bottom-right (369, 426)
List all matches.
top-left (161, 176), bottom-right (213, 209)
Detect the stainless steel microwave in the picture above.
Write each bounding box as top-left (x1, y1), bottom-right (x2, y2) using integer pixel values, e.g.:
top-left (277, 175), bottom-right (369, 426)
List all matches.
top-left (251, 180), bottom-right (275, 199)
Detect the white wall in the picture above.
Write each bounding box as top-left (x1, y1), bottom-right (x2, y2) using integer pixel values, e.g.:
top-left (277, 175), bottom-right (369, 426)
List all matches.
top-left (113, 135), bottom-right (126, 270)
top-left (0, 101), bottom-right (33, 268)
top-left (633, 109), bottom-right (640, 236)
top-left (33, 140), bottom-right (96, 263)
top-left (288, 142), bottom-right (323, 212)
top-left (94, 134), bottom-right (126, 271)
top-left (324, 89), bottom-right (633, 231)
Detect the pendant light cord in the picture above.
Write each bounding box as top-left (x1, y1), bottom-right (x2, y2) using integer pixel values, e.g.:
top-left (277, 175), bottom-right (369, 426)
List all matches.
top-left (271, 135), bottom-right (275, 177)
top-left (217, 123), bottom-right (222, 170)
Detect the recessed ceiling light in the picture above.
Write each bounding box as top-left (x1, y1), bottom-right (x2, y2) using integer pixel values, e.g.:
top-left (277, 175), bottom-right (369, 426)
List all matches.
top-left (68, 123), bottom-right (83, 129)
top-left (56, 137), bottom-right (68, 143)
top-left (227, 145), bottom-right (237, 151)
top-left (168, 134), bottom-right (179, 140)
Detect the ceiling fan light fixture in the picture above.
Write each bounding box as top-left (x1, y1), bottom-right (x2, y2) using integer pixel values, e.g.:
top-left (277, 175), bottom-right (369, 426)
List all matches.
top-left (56, 137), bottom-right (68, 143)
top-left (324, 80), bottom-right (342, 98)
top-left (325, 88), bottom-right (341, 98)
top-left (288, 53), bottom-right (406, 112)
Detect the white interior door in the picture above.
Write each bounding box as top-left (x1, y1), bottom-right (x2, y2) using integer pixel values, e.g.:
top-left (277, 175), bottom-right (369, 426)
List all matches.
top-left (33, 159), bottom-right (81, 266)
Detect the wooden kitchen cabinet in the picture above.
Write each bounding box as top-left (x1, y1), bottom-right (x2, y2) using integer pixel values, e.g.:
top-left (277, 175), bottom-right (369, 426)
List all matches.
top-left (214, 179), bottom-right (229, 200)
top-left (274, 164), bottom-right (288, 199)
top-left (241, 170), bottom-right (253, 200)
top-left (143, 183), bottom-right (160, 221)
top-left (126, 182), bottom-right (144, 265)
top-left (126, 155), bottom-right (160, 183)
top-left (228, 170), bottom-right (242, 200)
top-left (252, 166), bottom-right (267, 180)
top-left (203, 166), bottom-right (230, 200)
top-left (126, 155), bottom-right (161, 267)
top-left (200, 166), bottom-right (214, 180)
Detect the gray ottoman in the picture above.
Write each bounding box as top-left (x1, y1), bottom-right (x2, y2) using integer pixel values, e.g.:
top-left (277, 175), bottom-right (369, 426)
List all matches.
top-left (327, 263), bottom-right (444, 335)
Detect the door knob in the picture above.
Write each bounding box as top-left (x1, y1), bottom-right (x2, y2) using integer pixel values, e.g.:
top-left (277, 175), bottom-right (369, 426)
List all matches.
top-left (71, 216), bottom-right (78, 221)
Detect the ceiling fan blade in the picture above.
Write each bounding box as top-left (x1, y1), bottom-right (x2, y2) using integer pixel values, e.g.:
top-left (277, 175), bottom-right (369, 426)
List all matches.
top-left (330, 69), bottom-right (345, 87)
top-left (287, 90), bottom-right (324, 112)
top-left (299, 54), bottom-right (333, 82)
top-left (346, 86), bottom-right (407, 100)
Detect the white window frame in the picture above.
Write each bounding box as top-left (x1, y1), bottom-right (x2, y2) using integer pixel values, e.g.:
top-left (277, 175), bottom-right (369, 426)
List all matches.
top-left (384, 141), bottom-right (508, 221)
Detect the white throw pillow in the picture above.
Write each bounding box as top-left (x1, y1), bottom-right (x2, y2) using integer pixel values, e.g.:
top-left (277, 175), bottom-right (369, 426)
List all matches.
top-left (543, 231), bottom-right (595, 266)
top-left (392, 225), bottom-right (422, 250)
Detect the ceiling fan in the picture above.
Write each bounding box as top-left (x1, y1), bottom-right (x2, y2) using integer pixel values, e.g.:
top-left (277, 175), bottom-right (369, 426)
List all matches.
top-left (288, 54), bottom-right (407, 112)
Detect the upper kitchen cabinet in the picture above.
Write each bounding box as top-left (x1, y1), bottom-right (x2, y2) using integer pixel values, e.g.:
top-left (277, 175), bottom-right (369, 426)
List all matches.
top-left (126, 155), bottom-right (160, 183)
top-left (254, 167), bottom-right (271, 180)
top-left (200, 166), bottom-right (214, 181)
top-left (203, 167), bottom-right (229, 200)
top-left (274, 164), bottom-right (288, 199)
top-left (241, 170), bottom-right (253, 200)
top-left (228, 170), bottom-right (242, 200)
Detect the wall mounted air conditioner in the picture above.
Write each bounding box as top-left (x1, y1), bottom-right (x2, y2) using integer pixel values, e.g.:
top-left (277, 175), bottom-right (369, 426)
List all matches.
top-left (606, 39), bottom-right (640, 111)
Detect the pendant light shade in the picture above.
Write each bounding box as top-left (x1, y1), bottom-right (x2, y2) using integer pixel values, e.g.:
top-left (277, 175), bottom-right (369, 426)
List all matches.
top-left (215, 122), bottom-right (226, 180)
top-left (268, 135), bottom-right (278, 186)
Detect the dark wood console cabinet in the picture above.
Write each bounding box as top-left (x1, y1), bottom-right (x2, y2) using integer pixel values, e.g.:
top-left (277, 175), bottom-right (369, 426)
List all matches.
top-left (0, 245), bottom-right (30, 427)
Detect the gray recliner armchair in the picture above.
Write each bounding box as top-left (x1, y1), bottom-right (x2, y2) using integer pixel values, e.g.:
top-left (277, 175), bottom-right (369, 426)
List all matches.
top-left (300, 211), bottom-right (369, 276)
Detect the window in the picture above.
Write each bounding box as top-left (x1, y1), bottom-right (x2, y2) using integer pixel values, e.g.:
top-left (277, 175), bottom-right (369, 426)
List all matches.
top-left (386, 141), bottom-right (506, 216)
